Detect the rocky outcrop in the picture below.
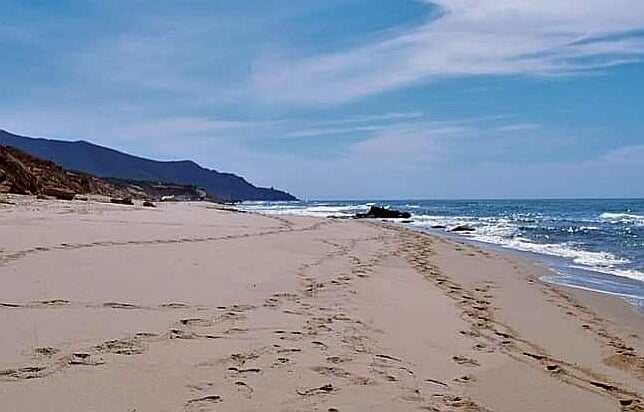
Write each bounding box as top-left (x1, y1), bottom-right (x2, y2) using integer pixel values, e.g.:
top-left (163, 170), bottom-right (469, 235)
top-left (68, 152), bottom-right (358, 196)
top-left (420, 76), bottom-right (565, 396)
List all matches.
top-left (0, 145), bottom-right (219, 203)
top-left (42, 187), bottom-right (76, 201)
top-left (0, 145), bottom-right (130, 199)
top-left (0, 148), bottom-right (39, 195)
top-left (356, 206), bottom-right (411, 219)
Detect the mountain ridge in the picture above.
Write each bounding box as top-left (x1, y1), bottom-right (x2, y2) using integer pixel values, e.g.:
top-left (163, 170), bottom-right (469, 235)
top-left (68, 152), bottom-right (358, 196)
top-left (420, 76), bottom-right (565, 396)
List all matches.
top-left (0, 129), bottom-right (297, 201)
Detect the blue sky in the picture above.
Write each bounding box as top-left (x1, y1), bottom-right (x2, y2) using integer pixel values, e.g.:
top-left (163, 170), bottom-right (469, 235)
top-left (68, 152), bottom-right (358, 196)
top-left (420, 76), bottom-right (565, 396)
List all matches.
top-left (1, 0), bottom-right (643, 199)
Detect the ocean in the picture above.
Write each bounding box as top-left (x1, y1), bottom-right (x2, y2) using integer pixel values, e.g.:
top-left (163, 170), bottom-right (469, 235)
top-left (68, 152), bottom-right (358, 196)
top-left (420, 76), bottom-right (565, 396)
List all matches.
top-left (240, 199), bottom-right (644, 311)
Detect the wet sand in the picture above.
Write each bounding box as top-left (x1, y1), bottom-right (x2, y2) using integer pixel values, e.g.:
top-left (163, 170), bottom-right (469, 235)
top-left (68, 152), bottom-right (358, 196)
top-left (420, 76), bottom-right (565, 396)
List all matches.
top-left (0, 196), bottom-right (642, 411)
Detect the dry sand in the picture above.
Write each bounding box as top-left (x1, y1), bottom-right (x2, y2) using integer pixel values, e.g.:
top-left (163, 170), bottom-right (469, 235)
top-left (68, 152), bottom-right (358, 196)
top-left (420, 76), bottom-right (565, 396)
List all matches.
top-left (0, 195), bottom-right (642, 411)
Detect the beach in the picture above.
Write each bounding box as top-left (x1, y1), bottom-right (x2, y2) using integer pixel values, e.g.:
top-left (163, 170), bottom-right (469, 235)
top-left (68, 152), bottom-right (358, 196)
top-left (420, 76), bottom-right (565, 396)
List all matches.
top-left (0, 197), bottom-right (642, 411)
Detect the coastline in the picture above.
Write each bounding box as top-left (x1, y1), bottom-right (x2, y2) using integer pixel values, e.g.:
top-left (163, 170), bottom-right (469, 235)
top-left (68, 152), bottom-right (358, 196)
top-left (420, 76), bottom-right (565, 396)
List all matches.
top-left (241, 199), bottom-right (644, 302)
top-left (408, 225), bottom-right (644, 315)
top-left (0, 197), bottom-right (641, 411)
top-left (388, 220), bottom-right (644, 334)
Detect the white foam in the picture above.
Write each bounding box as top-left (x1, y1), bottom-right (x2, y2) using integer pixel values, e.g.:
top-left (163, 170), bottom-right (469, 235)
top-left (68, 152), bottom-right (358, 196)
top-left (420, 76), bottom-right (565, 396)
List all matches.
top-left (569, 266), bottom-right (644, 282)
top-left (579, 226), bottom-right (600, 231)
top-left (542, 274), bottom-right (644, 301)
top-left (600, 212), bottom-right (644, 226)
top-left (412, 216), bottom-right (643, 283)
top-left (474, 236), bottom-right (643, 283)
top-left (239, 202), bottom-right (371, 218)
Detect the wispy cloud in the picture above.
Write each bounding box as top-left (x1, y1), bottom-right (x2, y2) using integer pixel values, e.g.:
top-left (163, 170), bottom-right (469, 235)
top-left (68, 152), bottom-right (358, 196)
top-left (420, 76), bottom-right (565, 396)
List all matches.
top-left (285, 112), bottom-right (512, 139)
top-left (253, 0), bottom-right (644, 104)
top-left (324, 111), bottom-right (424, 124)
top-left (494, 123), bottom-right (541, 132)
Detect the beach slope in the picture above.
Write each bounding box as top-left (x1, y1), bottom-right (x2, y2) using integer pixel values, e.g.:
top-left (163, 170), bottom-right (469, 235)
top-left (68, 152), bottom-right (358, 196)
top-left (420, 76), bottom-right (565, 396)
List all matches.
top-left (0, 197), bottom-right (641, 411)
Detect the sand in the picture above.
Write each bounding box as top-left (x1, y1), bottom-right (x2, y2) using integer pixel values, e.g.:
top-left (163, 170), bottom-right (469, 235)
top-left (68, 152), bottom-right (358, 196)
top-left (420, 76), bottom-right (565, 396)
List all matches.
top-left (0, 195), bottom-right (642, 411)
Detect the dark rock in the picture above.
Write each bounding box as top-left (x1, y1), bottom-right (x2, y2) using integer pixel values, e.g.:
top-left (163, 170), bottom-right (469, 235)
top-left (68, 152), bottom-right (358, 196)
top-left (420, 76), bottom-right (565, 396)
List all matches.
top-left (142, 201), bottom-right (156, 208)
top-left (356, 206), bottom-right (411, 219)
top-left (42, 187), bottom-right (76, 201)
top-left (431, 225), bottom-right (447, 229)
top-left (450, 225), bottom-right (475, 232)
top-left (110, 197), bottom-right (134, 206)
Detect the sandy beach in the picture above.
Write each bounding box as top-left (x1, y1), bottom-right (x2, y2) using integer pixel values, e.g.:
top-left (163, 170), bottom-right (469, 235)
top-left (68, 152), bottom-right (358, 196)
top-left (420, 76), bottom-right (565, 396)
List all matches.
top-left (0, 196), bottom-right (642, 411)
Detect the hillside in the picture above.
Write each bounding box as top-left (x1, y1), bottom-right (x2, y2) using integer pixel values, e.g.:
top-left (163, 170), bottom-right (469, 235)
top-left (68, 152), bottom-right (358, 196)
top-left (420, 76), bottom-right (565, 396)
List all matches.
top-left (0, 145), bottom-right (128, 199)
top-left (0, 129), bottom-right (297, 201)
top-left (0, 145), bottom-right (217, 202)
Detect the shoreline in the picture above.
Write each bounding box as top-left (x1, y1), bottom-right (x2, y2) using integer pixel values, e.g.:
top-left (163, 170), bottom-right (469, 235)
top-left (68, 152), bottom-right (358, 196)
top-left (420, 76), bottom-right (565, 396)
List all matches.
top-left (392, 222), bottom-right (644, 353)
top-left (403, 224), bottom-right (644, 315)
top-left (240, 199), bottom-right (644, 304)
top-left (0, 197), bottom-right (642, 411)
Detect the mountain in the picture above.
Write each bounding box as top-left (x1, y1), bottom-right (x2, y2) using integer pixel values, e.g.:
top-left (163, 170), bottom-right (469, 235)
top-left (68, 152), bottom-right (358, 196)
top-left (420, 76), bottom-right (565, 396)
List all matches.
top-left (0, 129), bottom-right (297, 201)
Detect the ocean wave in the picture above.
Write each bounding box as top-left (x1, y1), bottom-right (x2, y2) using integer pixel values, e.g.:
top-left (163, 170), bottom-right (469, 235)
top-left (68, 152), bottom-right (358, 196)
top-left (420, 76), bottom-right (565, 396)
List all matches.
top-left (239, 202), bottom-right (372, 217)
top-left (467, 235), bottom-right (642, 282)
top-left (412, 217), bottom-right (641, 282)
top-left (568, 266), bottom-right (644, 283)
top-left (542, 272), bottom-right (644, 301)
top-left (599, 212), bottom-right (644, 226)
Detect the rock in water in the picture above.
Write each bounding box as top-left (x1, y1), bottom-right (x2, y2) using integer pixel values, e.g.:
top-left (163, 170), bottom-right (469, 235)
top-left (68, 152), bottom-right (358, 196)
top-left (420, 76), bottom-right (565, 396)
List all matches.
top-left (356, 206), bottom-right (411, 219)
top-left (450, 225), bottom-right (475, 232)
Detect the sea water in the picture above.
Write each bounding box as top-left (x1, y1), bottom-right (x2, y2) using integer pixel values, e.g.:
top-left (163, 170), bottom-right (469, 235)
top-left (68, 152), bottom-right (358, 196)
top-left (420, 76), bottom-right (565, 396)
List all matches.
top-left (241, 199), bottom-right (644, 312)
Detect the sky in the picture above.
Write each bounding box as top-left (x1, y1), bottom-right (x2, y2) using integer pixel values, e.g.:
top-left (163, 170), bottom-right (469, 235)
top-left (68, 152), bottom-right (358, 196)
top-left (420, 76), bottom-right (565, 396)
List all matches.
top-left (1, 0), bottom-right (643, 199)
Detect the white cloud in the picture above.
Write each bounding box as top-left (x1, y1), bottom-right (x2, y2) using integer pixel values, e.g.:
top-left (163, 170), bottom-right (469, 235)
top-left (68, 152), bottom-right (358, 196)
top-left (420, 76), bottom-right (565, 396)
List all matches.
top-left (253, 0), bottom-right (644, 104)
top-left (494, 123), bottom-right (541, 132)
top-left (594, 143), bottom-right (644, 166)
top-left (325, 111), bottom-right (424, 124)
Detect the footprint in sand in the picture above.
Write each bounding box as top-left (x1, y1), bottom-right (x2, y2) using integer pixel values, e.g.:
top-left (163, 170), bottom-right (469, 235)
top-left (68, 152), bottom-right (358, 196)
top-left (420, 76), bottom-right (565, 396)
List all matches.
top-left (68, 352), bottom-right (105, 366)
top-left (234, 381), bottom-right (253, 398)
top-left (160, 302), bottom-right (189, 309)
top-left (0, 366), bottom-right (50, 381)
top-left (0, 302), bottom-right (23, 308)
top-left (185, 395), bottom-right (222, 409)
top-left (452, 355), bottom-right (480, 366)
top-left (169, 329), bottom-right (198, 340)
top-left (545, 364), bottom-right (560, 373)
top-left (94, 338), bottom-right (146, 355)
top-left (102, 302), bottom-right (141, 309)
top-left (38, 299), bottom-right (70, 306)
top-left (453, 375), bottom-right (475, 384)
top-left (425, 378), bottom-right (449, 387)
top-left (180, 318), bottom-right (214, 327)
top-left (227, 367), bottom-right (261, 374)
top-left (33, 347), bottom-right (59, 357)
top-left (296, 383), bottom-right (335, 396)
top-left (272, 357), bottom-right (291, 367)
top-left (312, 341), bottom-right (329, 350)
